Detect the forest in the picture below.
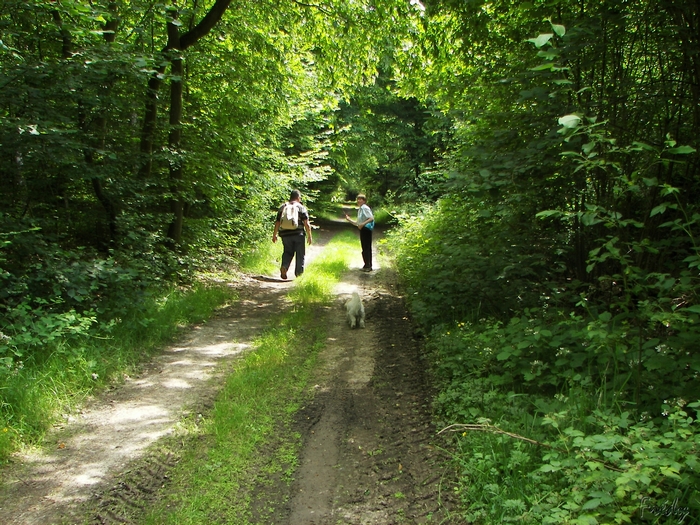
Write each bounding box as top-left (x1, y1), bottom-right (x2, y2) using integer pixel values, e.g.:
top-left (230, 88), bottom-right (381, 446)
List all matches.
top-left (1, 0), bottom-right (699, 523)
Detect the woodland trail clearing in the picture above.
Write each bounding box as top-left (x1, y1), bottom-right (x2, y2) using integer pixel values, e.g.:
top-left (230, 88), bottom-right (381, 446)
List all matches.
top-left (0, 219), bottom-right (457, 524)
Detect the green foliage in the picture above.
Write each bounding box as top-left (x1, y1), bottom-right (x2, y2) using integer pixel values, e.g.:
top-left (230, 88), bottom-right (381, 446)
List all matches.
top-left (447, 404), bottom-right (700, 524)
top-left (386, 2), bottom-right (700, 523)
top-left (0, 282), bottom-right (233, 461)
top-left (428, 319), bottom-right (700, 524)
top-left (386, 196), bottom-right (551, 326)
top-left (538, 403), bottom-right (700, 525)
top-left (326, 83), bottom-right (450, 205)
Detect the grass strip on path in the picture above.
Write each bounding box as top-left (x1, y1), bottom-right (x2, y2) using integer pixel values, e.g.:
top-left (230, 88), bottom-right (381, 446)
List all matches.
top-left (139, 231), bottom-right (358, 525)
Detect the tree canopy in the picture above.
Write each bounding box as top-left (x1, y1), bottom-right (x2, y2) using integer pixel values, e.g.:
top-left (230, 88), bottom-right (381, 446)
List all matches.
top-left (2, 0), bottom-right (700, 521)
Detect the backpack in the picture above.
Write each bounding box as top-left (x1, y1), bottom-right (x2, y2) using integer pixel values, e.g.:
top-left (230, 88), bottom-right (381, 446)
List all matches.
top-left (279, 202), bottom-right (299, 230)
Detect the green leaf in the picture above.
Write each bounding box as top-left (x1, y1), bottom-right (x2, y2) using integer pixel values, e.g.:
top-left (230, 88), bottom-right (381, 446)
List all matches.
top-left (667, 145), bottom-right (696, 154)
top-left (558, 114), bottom-right (581, 128)
top-left (536, 209), bottom-right (562, 219)
top-left (650, 204), bottom-right (667, 216)
top-left (582, 142), bottom-right (595, 155)
top-left (631, 141), bottom-right (656, 152)
top-left (659, 466), bottom-right (681, 479)
top-left (660, 185), bottom-right (680, 196)
top-left (527, 33), bottom-right (554, 48)
top-left (530, 62), bottom-right (554, 71)
top-left (537, 50), bottom-right (559, 60)
top-left (580, 212), bottom-right (602, 226)
top-left (681, 305), bottom-right (700, 313)
top-left (582, 499), bottom-right (601, 510)
top-left (551, 23), bottom-right (566, 37)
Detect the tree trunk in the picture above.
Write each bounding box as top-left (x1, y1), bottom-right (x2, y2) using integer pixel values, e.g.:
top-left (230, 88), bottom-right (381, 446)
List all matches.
top-left (135, 0), bottom-right (234, 246)
top-left (89, 5), bottom-right (120, 245)
top-left (166, 19), bottom-right (185, 245)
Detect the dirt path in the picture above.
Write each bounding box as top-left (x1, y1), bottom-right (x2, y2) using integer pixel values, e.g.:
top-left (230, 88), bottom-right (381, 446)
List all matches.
top-left (278, 268), bottom-right (456, 524)
top-left (0, 221), bottom-right (456, 524)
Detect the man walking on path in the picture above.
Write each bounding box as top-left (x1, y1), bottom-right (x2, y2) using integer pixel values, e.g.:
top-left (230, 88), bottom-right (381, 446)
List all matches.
top-left (344, 194), bottom-right (374, 272)
top-left (272, 189), bottom-right (312, 279)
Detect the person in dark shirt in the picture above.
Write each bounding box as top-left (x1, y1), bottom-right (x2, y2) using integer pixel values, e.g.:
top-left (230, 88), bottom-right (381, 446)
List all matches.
top-left (272, 189), bottom-right (312, 279)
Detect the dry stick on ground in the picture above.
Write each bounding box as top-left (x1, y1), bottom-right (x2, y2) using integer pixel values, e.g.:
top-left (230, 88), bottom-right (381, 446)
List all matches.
top-left (438, 423), bottom-right (624, 473)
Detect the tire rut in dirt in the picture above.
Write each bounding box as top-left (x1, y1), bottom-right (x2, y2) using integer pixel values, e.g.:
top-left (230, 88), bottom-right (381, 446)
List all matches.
top-left (327, 289), bottom-right (458, 524)
top-left (247, 271), bottom-right (459, 525)
top-left (87, 450), bottom-right (180, 524)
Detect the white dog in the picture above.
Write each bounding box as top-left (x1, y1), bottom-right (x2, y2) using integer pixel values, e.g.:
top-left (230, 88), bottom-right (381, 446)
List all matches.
top-left (345, 292), bottom-right (365, 329)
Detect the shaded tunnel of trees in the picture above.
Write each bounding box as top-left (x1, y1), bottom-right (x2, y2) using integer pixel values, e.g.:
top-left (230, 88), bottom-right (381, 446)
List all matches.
top-left (1, 0), bottom-right (699, 522)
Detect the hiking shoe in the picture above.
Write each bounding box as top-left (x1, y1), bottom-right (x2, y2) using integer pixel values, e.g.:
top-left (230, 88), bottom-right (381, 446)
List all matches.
top-left (361, 267), bottom-right (372, 272)
top-left (280, 266), bottom-right (288, 279)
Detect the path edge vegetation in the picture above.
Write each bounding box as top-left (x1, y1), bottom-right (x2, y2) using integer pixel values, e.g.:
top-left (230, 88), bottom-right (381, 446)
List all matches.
top-left (384, 199), bottom-right (700, 524)
top-left (0, 281), bottom-right (237, 460)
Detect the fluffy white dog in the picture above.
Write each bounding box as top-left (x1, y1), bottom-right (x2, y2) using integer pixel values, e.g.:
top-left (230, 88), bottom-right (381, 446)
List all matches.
top-left (345, 291), bottom-right (365, 329)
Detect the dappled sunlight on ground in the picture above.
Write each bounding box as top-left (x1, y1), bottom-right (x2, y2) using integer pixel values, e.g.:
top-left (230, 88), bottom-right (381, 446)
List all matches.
top-left (0, 275), bottom-right (294, 525)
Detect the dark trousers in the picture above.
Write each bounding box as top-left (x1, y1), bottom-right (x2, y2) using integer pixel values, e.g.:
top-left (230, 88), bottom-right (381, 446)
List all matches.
top-left (360, 227), bottom-right (373, 269)
top-left (281, 234), bottom-right (306, 276)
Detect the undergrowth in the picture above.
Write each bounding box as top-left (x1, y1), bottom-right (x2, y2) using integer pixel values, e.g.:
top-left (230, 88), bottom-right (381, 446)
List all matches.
top-left (0, 283), bottom-right (235, 460)
top-left (386, 194), bottom-right (700, 524)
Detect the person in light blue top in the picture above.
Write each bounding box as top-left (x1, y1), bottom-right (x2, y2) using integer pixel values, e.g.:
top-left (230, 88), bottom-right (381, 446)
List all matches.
top-left (344, 194), bottom-right (374, 272)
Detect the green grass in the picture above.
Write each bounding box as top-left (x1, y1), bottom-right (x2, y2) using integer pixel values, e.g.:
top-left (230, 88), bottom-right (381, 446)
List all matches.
top-left (137, 232), bottom-right (358, 524)
top-left (0, 229), bottom-right (301, 461)
top-left (288, 230), bottom-right (357, 305)
top-left (238, 237), bottom-right (280, 276)
top-left (142, 311), bottom-right (320, 525)
top-left (0, 283), bottom-right (236, 461)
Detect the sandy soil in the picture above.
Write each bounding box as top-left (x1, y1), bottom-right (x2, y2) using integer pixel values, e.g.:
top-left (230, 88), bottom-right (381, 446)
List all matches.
top-left (0, 220), bottom-right (457, 525)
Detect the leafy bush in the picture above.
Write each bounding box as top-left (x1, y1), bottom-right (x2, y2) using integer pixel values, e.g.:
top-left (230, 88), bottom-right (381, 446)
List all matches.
top-left (428, 319), bottom-right (700, 524)
top-left (386, 197), bottom-right (551, 328)
top-left (387, 163), bottom-right (700, 523)
top-left (0, 301), bottom-right (97, 367)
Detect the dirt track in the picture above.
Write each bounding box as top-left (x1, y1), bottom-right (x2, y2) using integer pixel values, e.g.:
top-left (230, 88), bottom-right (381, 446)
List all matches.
top-left (0, 221), bottom-right (457, 524)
